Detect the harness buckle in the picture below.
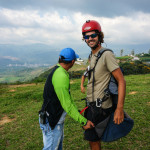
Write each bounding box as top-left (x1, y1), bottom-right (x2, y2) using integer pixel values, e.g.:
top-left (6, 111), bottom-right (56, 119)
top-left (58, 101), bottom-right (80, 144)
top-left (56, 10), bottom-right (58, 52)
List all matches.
top-left (105, 91), bottom-right (110, 98)
top-left (96, 98), bottom-right (102, 107)
top-left (104, 88), bottom-right (111, 100)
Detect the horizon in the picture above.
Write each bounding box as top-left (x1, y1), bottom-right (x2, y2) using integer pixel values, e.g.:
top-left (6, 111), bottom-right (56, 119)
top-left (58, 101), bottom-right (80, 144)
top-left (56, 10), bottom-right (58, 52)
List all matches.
top-left (0, 0), bottom-right (150, 58)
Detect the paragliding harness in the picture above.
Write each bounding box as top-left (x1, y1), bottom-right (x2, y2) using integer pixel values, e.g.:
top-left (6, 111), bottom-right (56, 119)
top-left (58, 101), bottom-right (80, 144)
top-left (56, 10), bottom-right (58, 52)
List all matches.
top-left (80, 49), bottom-right (134, 142)
top-left (80, 49), bottom-right (119, 138)
top-left (80, 48), bottom-right (118, 115)
top-left (80, 48), bottom-right (118, 137)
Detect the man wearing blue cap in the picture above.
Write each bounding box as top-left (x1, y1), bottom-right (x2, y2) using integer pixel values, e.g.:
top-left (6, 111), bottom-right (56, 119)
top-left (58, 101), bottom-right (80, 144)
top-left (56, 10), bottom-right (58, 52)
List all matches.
top-left (39, 48), bottom-right (94, 150)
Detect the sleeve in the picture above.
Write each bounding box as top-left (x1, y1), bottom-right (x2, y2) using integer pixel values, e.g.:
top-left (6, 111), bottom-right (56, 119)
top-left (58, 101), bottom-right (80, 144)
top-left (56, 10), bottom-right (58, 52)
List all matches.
top-left (52, 69), bottom-right (87, 126)
top-left (103, 51), bottom-right (119, 72)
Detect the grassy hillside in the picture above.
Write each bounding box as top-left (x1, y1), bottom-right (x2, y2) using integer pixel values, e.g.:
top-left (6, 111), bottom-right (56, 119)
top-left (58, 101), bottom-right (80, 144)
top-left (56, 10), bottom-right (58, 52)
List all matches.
top-left (1, 54), bottom-right (150, 83)
top-left (0, 74), bottom-right (150, 150)
top-left (0, 67), bottom-right (49, 83)
top-left (31, 59), bottom-right (150, 83)
top-left (31, 62), bottom-right (87, 82)
top-left (31, 65), bottom-right (56, 83)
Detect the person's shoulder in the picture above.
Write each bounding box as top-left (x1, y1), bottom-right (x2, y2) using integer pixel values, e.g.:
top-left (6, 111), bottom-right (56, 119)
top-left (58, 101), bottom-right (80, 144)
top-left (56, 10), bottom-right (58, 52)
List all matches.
top-left (102, 49), bottom-right (114, 57)
top-left (52, 68), bottom-right (69, 86)
top-left (53, 67), bottom-right (69, 80)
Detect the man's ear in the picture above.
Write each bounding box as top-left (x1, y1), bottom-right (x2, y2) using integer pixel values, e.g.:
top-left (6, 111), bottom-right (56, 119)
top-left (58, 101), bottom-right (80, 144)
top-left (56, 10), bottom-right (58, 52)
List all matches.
top-left (72, 60), bottom-right (75, 64)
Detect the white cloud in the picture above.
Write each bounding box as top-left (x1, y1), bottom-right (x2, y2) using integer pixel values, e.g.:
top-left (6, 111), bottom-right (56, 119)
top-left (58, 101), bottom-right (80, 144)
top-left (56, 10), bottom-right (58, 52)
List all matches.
top-left (73, 12), bottom-right (150, 45)
top-left (103, 12), bottom-right (150, 45)
top-left (0, 8), bottom-right (150, 48)
top-left (0, 8), bottom-right (76, 45)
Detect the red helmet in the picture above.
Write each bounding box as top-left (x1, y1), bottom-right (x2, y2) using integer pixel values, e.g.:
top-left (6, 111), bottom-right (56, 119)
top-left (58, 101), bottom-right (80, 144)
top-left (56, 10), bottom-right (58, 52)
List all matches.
top-left (82, 20), bottom-right (101, 34)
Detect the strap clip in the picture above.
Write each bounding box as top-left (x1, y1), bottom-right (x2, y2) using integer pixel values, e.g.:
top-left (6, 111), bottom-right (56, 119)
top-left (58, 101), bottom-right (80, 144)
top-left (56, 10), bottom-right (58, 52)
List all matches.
top-left (96, 98), bottom-right (102, 107)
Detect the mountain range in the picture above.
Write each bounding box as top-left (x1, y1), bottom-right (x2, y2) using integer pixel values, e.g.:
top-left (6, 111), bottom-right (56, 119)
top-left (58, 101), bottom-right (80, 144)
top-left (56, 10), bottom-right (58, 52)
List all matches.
top-left (1, 43), bottom-right (150, 68)
top-left (0, 43), bottom-right (89, 83)
top-left (0, 44), bottom-right (60, 67)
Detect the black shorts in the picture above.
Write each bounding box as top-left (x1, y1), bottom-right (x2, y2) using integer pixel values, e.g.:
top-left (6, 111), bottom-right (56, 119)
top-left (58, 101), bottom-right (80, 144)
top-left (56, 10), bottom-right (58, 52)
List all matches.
top-left (84, 104), bottom-right (113, 142)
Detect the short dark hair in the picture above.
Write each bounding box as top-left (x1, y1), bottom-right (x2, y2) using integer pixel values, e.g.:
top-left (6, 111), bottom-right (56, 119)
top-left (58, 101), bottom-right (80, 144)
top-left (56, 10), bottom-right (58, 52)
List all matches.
top-left (96, 31), bottom-right (104, 44)
top-left (58, 56), bottom-right (72, 64)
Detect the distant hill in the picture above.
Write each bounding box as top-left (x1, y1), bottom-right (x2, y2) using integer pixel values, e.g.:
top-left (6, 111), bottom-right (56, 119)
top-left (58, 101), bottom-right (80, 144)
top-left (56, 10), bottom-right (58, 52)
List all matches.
top-left (0, 44), bottom-right (60, 83)
top-left (31, 62), bottom-right (88, 83)
top-left (1, 47), bottom-right (150, 84)
top-left (31, 65), bottom-right (56, 82)
top-left (0, 44), bottom-right (60, 67)
top-left (0, 43), bottom-right (89, 83)
top-left (31, 57), bottom-right (150, 83)
top-left (0, 56), bottom-right (24, 68)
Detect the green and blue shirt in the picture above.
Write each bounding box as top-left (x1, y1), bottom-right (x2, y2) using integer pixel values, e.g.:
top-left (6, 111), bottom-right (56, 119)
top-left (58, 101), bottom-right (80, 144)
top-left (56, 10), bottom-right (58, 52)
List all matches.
top-left (42, 64), bottom-right (87, 129)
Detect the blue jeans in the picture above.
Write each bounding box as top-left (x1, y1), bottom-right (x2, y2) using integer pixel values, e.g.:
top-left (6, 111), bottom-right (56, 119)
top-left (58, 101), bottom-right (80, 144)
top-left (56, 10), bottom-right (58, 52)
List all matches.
top-left (39, 118), bottom-right (64, 150)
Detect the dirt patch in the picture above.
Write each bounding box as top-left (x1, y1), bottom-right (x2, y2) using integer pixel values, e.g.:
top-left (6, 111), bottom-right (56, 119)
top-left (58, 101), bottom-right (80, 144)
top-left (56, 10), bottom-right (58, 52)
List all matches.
top-left (147, 102), bottom-right (150, 106)
top-left (8, 83), bottom-right (36, 92)
top-left (70, 81), bottom-right (74, 84)
top-left (8, 83), bottom-right (36, 88)
top-left (129, 91), bottom-right (137, 95)
top-left (9, 89), bottom-right (16, 92)
top-left (0, 116), bottom-right (16, 126)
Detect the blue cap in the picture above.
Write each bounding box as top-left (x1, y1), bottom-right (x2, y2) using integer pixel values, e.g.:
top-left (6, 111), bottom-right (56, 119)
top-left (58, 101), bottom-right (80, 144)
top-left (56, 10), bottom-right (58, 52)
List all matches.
top-left (59, 48), bottom-right (79, 61)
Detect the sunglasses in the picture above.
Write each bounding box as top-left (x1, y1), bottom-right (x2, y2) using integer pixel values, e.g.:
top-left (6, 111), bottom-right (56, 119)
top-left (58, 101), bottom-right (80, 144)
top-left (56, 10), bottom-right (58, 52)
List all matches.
top-left (84, 33), bottom-right (98, 39)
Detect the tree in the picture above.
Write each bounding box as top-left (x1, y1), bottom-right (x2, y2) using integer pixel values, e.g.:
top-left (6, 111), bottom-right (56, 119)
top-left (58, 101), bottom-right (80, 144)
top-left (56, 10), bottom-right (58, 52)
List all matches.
top-left (148, 49), bottom-right (150, 54)
top-left (120, 49), bottom-right (124, 57)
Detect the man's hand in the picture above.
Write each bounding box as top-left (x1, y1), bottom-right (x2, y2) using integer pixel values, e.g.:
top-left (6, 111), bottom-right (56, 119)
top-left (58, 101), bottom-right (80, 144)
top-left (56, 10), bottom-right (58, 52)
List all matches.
top-left (81, 86), bottom-right (85, 93)
top-left (82, 120), bottom-right (95, 130)
top-left (113, 108), bottom-right (124, 124)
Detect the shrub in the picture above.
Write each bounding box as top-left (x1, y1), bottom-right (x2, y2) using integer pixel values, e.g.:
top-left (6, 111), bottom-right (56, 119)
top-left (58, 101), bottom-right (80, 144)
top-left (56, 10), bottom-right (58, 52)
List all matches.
top-left (120, 61), bottom-right (150, 75)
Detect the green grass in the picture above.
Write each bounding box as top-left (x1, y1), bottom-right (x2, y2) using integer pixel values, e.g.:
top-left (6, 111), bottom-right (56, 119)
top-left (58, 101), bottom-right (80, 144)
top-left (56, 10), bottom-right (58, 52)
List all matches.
top-left (140, 57), bottom-right (150, 62)
top-left (116, 56), bottom-right (132, 60)
top-left (69, 63), bottom-right (87, 71)
top-left (0, 74), bottom-right (150, 150)
top-left (0, 76), bottom-right (20, 83)
top-left (0, 67), bottom-right (48, 83)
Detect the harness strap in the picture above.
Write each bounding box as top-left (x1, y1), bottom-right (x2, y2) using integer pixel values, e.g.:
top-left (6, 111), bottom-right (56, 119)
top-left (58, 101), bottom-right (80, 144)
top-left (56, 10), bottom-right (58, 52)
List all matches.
top-left (80, 106), bottom-right (89, 114)
top-left (91, 48), bottom-right (113, 102)
top-left (80, 88), bottom-right (110, 114)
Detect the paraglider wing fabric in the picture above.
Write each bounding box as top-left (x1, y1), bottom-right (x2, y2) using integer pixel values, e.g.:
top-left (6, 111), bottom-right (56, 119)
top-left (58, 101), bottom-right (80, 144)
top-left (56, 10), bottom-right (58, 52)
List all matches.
top-left (95, 115), bottom-right (110, 138)
top-left (101, 111), bottom-right (134, 142)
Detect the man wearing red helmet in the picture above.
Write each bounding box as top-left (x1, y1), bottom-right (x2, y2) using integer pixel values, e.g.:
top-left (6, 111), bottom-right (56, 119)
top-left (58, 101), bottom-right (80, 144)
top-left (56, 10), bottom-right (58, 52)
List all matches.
top-left (82, 20), bottom-right (126, 149)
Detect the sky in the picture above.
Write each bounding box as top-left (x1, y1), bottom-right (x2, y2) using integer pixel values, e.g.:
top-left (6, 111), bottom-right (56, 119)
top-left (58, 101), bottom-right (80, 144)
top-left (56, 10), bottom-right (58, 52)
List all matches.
top-left (0, 0), bottom-right (150, 56)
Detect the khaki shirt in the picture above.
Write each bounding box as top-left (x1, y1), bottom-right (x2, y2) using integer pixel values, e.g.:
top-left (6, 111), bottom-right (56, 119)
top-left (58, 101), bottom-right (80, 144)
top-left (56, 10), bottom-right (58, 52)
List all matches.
top-left (87, 48), bottom-right (119, 108)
